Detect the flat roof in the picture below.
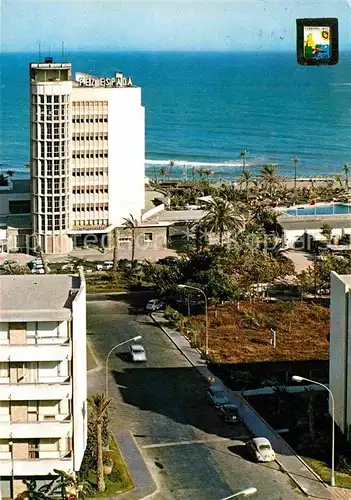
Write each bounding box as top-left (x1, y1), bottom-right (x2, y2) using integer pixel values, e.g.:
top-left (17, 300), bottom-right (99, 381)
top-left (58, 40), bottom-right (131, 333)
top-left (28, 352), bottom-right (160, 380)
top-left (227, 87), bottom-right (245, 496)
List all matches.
top-left (151, 210), bottom-right (207, 223)
top-left (0, 274), bottom-right (80, 322)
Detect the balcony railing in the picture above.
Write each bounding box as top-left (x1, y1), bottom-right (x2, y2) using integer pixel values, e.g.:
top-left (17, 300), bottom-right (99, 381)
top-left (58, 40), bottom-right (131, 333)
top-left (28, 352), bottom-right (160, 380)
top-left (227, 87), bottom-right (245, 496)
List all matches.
top-left (0, 419), bottom-right (72, 438)
top-left (0, 337), bottom-right (70, 346)
top-left (0, 380), bottom-right (72, 400)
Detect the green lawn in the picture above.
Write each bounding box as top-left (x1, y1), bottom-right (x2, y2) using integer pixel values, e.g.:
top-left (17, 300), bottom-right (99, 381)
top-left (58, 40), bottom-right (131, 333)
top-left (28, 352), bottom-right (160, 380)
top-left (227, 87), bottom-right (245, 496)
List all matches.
top-left (302, 457), bottom-right (351, 489)
top-left (87, 437), bottom-right (134, 498)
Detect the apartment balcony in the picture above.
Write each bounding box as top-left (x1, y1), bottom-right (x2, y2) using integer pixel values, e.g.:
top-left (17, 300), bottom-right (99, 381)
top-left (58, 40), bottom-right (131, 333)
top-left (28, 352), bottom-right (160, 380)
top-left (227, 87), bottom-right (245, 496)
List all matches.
top-left (0, 339), bottom-right (71, 362)
top-left (0, 454), bottom-right (73, 476)
top-left (0, 379), bottom-right (72, 400)
top-left (0, 418), bottom-right (72, 439)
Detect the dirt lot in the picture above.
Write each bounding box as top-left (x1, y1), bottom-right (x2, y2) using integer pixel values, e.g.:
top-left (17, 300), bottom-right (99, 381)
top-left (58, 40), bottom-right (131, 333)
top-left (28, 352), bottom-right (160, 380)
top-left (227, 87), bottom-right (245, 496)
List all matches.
top-left (184, 300), bottom-right (330, 363)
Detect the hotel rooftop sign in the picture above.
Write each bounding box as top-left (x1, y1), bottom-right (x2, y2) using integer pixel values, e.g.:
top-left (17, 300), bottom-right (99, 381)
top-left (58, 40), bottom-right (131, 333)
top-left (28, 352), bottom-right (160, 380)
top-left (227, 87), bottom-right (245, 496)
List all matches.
top-left (76, 71), bottom-right (133, 88)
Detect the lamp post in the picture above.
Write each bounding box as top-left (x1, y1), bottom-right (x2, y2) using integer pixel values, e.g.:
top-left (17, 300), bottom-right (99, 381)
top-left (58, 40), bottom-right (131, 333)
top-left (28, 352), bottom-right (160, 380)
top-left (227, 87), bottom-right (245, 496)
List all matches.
top-left (292, 375), bottom-right (335, 487)
top-left (178, 284), bottom-right (209, 355)
top-left (221, 487), bottom-right (257, 499)
top-left (105, 335), bottom-right (142, 397)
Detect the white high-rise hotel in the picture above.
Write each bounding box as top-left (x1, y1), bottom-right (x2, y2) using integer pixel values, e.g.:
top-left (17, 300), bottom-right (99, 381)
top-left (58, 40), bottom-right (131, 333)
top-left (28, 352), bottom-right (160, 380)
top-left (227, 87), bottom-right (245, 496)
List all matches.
top-left (30, 58), bottom-right (145, 254)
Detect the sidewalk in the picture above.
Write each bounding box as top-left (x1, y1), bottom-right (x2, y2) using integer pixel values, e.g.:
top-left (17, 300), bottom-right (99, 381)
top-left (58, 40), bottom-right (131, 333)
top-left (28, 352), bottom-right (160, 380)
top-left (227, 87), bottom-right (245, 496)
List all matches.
top-left (151, 312), bottom-right (351, 500)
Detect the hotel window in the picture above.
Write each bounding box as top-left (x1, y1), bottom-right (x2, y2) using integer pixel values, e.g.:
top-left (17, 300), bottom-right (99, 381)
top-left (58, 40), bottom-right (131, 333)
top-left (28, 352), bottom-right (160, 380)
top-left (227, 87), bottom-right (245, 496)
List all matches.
top-left (46, 160), bottom-right (53, 176)
top-left (62, 215), bottom-right (66, 229)
top-left (46, 96), bottom-right (52, 103)
top-left (61, 198), bottom-right (65, 210)
top-left (46, 143), bottom-right (52, 156)
top-left (28, 439), bottom-right (40, 459)
top-left (54, 161), bottom-right (60, 175)
top-left (54, 197), bottom-right (60, 210)
top-left (144, 233), bottom-right (153, 242)
top-left (54, 95), bottom-right (59, 103)
top-left (47, 179), bottom-right (52, 194)
top-left (47, 123), bottom-right (52, 139)
top-left (53, 105), bottom-right (59, 116)
top-left (47, 198), bottom-right (53, 212)
top-left (54, 180), bottom-right (60, 194)
top-left (61, 178), bottom-right (65, 191)
top-left (27, 401), bottom-right (39, 422)
top-left (0, 362), bottom-right (9, 379)
top-left (54, 215), bottom-right (60, 230)
top-left (39, 95), bottom-right (44, 104)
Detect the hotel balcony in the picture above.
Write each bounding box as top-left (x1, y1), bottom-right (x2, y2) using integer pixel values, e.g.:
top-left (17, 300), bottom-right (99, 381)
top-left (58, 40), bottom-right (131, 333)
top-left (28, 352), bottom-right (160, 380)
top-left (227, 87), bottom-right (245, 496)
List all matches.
top-left (0, 339), bottom-right (71, 362)
top-left (0, 379), bottom-right (72, 400)
top-left (0, 419), bottom-right (72, 439)
top-left (0, 454), bottom-right (73, 476)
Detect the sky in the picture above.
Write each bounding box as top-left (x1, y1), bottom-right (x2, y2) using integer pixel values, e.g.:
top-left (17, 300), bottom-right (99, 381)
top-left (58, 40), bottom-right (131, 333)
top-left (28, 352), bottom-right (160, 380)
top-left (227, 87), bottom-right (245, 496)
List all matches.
top-left (2, 0), bottom-right (351, 52)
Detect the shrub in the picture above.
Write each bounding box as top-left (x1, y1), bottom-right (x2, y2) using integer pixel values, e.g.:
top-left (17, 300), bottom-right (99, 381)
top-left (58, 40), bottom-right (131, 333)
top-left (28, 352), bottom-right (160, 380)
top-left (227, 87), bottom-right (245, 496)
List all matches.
top-left (336, 456), bottom-right (351, 475)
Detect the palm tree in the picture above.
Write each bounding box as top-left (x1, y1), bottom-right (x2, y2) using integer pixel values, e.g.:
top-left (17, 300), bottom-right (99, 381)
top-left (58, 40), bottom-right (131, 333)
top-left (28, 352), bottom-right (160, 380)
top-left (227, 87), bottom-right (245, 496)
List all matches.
top-left (333, 174), bottom-right (344, 190)
top-left (260, 164), bottom-right (281, 199)
top-left (168, 161), bottom-right (175, 180)
top-left (203, 169), bottom-right (214, 182)
top-left (160, 167), bottom-right (168, 180)
top-left (199, 197), bottom-right (245, 245)
top-left (240, 150), bottom-right (247, 173)
top-left (88, 394), bottom-right (112, 492)
top-left (292, 157), bottom-right (298, 190)
top-left (239, 170), bottom-right (252, 203)
top-left (344, 163), bottom-right (349, 191)
top-left (122, 214), bottom-right (139, 265)
top-left (54, 469), bottom-right (92, 499)
top-left (197, 167), bottom-right (205, 180)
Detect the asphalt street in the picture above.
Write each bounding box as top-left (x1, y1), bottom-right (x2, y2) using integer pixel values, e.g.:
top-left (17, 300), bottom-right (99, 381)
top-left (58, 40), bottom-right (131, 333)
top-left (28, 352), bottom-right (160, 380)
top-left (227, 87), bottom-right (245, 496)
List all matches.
top-left (87, 295), bottom-right (302, 500)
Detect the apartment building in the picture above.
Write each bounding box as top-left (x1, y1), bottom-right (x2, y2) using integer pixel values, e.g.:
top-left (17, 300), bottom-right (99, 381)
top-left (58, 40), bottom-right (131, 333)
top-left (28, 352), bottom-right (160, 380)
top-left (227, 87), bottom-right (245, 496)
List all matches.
top-left (30, 58), bottom-right (145, 254)
top-left (0, 272), bottom-right (87, 499)
top-left (330, 272), bottom-right (351, 442)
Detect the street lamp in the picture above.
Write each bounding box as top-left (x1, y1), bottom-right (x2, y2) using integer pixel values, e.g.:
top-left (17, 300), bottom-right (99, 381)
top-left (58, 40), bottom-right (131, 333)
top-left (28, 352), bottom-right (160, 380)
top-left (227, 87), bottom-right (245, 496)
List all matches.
top-left (292, 375), bottom-right (335, 487)
top-left (221, 487), bottom-right (257, 499)
top-left (177, 284), bottom-right (209, 355)
top-left (105, 335), bottom-right (142, 397)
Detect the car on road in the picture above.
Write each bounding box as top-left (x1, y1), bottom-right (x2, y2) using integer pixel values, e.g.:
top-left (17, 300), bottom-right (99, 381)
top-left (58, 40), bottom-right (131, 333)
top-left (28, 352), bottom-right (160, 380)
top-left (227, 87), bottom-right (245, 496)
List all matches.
top-left (246, 437), bottom-right (276, 462)
top-left (157, 256), bottom-right (179, 266)
top-left (220, 404), bottom-right (241, 424)
top-left (206, 384), bottom-right (229, 407)
top-left (129, 344), bottom-right (147, 362)
top-left (146, 299), bottom-right (165, 312)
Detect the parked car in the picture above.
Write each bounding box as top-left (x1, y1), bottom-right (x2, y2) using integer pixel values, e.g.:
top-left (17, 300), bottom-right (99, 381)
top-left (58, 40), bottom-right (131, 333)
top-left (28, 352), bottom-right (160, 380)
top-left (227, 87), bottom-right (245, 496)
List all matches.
top-left (157, 256), bottom-right (179, 266)
top-left (129, 344), bottom-right (147, 362)
top-left (220, 404), bottom-right (241, 424)
top-left (246, 437), bottom-right (276, 462)
top-left (146, 299), bottom-right (164, 312)
top-left (96, 261), bottom-right (114, 271)
top-left (206, 384), bottom-right (229, 407)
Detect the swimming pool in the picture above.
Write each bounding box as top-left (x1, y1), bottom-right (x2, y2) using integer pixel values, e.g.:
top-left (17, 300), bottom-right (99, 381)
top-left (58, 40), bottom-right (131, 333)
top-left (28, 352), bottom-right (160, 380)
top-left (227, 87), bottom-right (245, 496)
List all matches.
top-left (285, 204), bottom-right (351, 216)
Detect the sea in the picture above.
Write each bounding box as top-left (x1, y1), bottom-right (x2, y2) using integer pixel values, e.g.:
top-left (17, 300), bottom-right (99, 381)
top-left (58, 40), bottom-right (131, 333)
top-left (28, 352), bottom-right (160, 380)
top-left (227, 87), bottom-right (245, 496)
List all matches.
top-left (1, 51), bottom-right (350, 182)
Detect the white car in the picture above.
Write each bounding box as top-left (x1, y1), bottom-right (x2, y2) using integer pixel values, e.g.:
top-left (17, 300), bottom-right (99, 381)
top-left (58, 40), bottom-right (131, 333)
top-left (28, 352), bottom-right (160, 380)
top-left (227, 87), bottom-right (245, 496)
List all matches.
top-left (146, 299), bottom-right (164, 312)
top-left (246, 437), bottom-right (276, 462)
top-left (129, 344), bottom-right (147, 362)
top-left (96, 261), bottom-right (114, 271)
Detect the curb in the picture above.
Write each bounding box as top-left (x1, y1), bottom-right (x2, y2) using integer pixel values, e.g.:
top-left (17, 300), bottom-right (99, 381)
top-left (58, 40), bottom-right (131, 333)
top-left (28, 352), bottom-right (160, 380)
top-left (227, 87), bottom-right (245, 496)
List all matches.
top-left (86, 339), bottom-right (102, 373)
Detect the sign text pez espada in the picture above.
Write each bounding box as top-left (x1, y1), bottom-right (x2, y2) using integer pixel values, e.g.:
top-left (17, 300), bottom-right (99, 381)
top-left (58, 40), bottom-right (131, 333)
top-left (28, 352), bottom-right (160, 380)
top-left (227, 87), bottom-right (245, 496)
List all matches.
top-left (78, 76), bottom-right (133, 87)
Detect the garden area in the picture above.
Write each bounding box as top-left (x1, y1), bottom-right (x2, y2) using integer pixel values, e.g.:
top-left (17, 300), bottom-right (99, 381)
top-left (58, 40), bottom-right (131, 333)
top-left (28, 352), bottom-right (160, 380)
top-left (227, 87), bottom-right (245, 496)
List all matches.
top-left (172, 300), bottom-right (330, 365)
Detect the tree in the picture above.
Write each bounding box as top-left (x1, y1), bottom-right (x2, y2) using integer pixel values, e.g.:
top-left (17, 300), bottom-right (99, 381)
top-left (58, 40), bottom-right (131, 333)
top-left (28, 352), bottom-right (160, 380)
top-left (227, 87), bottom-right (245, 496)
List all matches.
top-left (88, 394), bottom-right (112, 492)
top-left (320, 223), bottom-right (332, 243)
top-left (203, 169), bottom-right (214, 182)
top-left (240, 150), bottom-right (247, 173)
top-left (112, 228), bottom-right (118, 272)
top-left (260, 164), bottom-right (281, 199)
top-left (344, 163), bottom-right (349, 191)
top-left (238, 170), bottom-right (252, 202)
top-left (122, 214), bottom-right (139, 265)
top-left (160, 167), bottom-right (168, 179)
top-left (199, 197), bottom-right (245, 246)
top-left (292, 157), bottom-right (298, 190)
top-left (54, 469), bottom-right (92, 499)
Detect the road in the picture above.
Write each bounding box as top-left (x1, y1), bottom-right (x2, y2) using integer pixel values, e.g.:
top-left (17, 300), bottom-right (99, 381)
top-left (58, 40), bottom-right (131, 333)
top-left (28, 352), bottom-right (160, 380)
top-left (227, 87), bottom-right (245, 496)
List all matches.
top-left (87, 295), bottom-right (301, 500)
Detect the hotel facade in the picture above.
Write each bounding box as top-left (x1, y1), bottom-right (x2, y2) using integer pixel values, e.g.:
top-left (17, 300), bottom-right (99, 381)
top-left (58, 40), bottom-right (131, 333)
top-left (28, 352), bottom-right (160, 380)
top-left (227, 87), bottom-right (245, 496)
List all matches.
top-left (0, 272), bottom-right (87, 499)
top-left (30, 59), bottom-right (145, 254)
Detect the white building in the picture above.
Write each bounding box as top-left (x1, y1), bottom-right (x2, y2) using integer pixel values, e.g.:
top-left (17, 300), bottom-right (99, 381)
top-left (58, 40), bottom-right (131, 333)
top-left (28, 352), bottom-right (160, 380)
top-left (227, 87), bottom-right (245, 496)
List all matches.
top-left (329, 272), bottom-right (351, 442)
top-left (0, 272), bottom-right (87, 499)
top-left (30, 58), bottom-right (145, 254)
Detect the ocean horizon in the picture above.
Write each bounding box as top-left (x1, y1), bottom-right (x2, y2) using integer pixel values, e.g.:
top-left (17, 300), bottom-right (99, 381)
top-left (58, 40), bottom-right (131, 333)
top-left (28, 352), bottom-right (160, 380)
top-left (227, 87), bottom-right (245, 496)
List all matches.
top-left (1, 50), bottom-right (350, 182)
